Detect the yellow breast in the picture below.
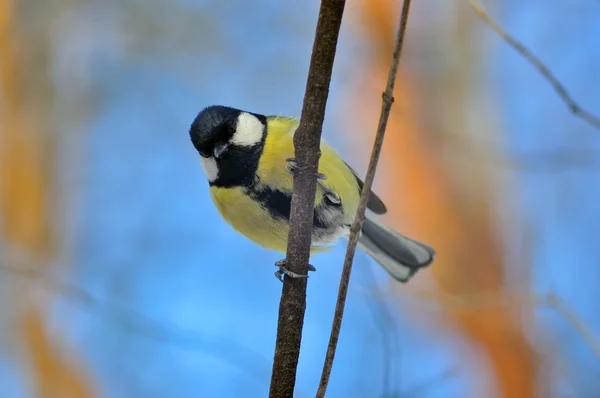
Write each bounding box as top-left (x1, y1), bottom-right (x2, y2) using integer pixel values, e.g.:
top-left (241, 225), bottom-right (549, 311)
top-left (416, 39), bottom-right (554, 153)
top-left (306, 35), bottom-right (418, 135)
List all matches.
top-left (210, 186), bottom-right (291, 253)
top-left (257, 116), bottom-right (360, 220)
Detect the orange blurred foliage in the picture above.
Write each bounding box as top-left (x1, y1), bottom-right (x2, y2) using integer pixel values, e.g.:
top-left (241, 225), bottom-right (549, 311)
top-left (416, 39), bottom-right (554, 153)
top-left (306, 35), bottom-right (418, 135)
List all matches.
top-left (1, 0), bottom-right (95, 396)
top-left (23, 309), bottom-right (96, 398)
top-left (353, 0), bottom-right (538, 396)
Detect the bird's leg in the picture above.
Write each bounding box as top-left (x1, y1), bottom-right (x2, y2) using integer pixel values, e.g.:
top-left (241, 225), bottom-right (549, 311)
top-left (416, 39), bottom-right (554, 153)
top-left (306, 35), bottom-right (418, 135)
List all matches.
top-left (314, 173), bottom-right (341, 205)
top-left (284, 157), bottom-right (299, 175)
top-left (274, 259), bottom-right (317, 282)
top-left (284, 158), bottom-right (341, 205)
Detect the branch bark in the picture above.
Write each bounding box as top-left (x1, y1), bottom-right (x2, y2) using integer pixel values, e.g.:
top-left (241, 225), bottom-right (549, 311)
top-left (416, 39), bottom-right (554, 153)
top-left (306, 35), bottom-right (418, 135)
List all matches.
top-left (268, 1), bottom-right (346, 397)
top-left (316, 1), bottom-right (413, 396)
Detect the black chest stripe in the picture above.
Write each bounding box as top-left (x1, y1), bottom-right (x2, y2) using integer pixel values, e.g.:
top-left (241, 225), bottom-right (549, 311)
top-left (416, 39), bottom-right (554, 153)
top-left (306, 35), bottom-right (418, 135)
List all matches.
top-left (246, 185), bottom-right (333, 229)
top-left (247, 185), bottom-right (292, 221)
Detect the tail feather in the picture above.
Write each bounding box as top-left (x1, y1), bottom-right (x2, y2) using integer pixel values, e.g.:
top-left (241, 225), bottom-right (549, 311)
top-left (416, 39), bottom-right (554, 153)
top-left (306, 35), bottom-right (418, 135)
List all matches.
top-left (358, 214), bottom-right (435, 282)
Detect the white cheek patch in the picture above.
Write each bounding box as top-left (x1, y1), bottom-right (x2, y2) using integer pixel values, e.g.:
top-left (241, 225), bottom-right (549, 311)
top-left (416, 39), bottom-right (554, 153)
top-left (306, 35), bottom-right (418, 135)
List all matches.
top-left (200, 156), bottom-right (219, 182)
top-left (232, 112), bottom-right (264, 146)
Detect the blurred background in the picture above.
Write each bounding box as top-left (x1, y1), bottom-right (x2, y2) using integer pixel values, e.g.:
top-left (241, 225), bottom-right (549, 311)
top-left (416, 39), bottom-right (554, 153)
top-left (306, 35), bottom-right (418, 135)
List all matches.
top-left (1, 0), bottom-right (599, 397)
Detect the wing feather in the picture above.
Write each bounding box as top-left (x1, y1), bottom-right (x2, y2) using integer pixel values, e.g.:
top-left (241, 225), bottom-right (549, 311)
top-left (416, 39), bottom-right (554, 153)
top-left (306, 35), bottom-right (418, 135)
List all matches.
top-left (343, 161), bottom-right (387, 215)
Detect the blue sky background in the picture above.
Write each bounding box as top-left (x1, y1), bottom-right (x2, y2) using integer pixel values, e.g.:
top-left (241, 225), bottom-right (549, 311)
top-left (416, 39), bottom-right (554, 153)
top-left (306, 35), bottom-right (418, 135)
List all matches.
top-left (1, 0), bottom-right (600, 397)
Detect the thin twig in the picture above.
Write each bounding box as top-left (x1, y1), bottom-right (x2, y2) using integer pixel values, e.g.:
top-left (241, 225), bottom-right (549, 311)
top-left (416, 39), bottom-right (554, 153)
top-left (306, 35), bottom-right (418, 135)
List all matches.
top-left (315, 1), bottom-right (413, 396)
top-left (468, 0), bottom-right (600, 130)
top-left (269, 1), bottom-right (346, 397)
top-left (0, 262), bottom-right (273, 384)
top-left (408, 288), bottom-right (600, 360)
top-left (397, 367), bottom-right (459, 398)
top-left (546, 292), bottom-right (600, 360)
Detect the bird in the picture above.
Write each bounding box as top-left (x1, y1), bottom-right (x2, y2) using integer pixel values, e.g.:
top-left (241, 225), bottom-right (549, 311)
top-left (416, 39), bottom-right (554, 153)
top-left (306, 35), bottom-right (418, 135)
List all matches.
top-left (189, 105), bottom-right (435, 282)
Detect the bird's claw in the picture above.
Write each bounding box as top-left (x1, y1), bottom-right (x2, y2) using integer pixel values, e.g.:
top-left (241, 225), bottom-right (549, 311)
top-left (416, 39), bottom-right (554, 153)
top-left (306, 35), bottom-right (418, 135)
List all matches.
top-left (284, 158), bottom-right (341, 205)
top-left (284, 157), bottom-right (298, 175)
top-left (274, 259), bottom-right (316, 282)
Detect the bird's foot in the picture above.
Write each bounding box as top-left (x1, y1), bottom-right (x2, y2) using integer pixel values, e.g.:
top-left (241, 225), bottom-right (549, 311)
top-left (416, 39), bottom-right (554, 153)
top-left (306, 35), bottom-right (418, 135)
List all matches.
top-left (284, 158), bottom-right (341, 205)
top-left (274, 259), bottom-right (317, 282)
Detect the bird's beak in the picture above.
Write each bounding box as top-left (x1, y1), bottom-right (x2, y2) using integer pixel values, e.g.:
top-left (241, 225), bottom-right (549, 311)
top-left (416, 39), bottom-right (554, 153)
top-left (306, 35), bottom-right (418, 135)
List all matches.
top-left (213, 142), bottom-right (229, 159)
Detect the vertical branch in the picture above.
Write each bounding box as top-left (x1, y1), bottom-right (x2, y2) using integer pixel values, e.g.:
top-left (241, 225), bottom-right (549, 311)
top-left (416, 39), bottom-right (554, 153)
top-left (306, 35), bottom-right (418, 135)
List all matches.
top-left (316, 0), bottom-right (413, 396)
top-left (268, 1), bottom-right (346, 397)
top-left (359, 1), bottom-right (539, 396)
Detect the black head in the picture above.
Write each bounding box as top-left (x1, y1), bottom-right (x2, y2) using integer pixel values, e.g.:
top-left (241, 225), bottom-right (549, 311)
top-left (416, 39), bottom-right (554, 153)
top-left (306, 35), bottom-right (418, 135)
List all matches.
top-left (189, 105), bottom-right (267, 187)
top-left (190, 105), bottom-right (240, 157)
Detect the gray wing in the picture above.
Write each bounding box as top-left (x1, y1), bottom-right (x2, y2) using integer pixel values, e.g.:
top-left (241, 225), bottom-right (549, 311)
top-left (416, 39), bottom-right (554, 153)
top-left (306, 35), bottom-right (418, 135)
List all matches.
top-left (343, 161), bottom-right (387, 215)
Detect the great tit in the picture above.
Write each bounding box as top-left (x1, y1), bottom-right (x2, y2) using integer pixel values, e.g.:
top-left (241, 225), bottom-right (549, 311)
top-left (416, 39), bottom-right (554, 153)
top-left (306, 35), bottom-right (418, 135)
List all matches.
top-left (189, 105), bottom-right (435, 282)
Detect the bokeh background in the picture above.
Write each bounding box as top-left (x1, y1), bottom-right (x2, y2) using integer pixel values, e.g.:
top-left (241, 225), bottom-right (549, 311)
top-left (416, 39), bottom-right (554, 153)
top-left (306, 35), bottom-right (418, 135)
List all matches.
top-left (1, 0), bottom-right (600, 397)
